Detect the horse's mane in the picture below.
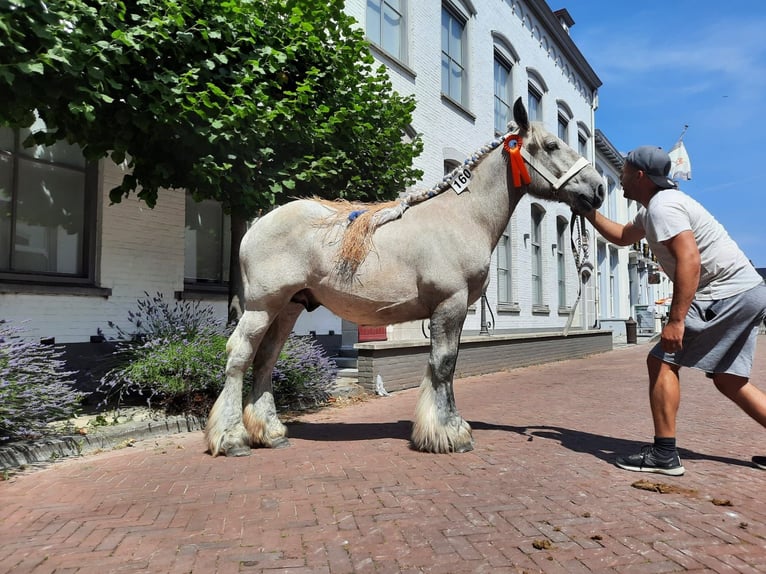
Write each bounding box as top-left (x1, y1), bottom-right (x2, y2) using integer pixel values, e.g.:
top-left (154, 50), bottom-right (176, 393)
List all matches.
top-left (320, 128), bottom-right (524, 278)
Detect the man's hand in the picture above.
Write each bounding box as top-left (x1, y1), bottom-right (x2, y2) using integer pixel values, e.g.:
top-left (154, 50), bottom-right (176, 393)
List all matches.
top-left (660, 319), bottom-right (685, 353)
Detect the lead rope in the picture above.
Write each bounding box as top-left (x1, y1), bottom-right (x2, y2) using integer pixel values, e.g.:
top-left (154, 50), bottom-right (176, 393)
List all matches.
top-left (563, 213), bottom-right (590, 336)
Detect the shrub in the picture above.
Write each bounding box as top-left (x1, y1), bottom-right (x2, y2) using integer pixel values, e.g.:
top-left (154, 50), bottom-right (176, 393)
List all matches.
top-left (99, 293), bottom-right (337, 415)
top-left (0, 320), bottom-right (84, 442)
top-left (272, 334), bottom-right (337, 410)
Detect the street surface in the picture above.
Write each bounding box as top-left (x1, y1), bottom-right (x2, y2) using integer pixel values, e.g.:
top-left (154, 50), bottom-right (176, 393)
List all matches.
top-left (2, 339), bottom-right (766, 573)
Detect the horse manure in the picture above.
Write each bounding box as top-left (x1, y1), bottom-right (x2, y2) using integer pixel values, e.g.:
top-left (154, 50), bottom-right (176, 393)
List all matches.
top-left (711, 498), bottom-right (732, 506)
top-left (532, 539), bottom-right (552, 550)
top-left (631, 479), bottom-right (698, 496)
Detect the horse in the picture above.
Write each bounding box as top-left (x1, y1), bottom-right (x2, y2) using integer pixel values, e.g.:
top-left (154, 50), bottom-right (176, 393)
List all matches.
top-left (205, 98), bottom-right (604, 456)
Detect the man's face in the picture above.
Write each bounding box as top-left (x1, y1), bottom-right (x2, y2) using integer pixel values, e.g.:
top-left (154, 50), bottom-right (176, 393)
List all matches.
top-left (620, 163), bottom-right (639, 200)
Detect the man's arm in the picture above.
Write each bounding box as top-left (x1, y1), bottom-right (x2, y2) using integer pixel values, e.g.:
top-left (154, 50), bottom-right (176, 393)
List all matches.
top-left (583, 209), bottom-right (645, 246)
top-left (660, 230), bottom-right (700, 353)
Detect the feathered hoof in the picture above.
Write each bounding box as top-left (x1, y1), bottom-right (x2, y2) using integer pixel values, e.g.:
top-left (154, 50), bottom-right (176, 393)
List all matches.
top-left (270, 437), bottom-right (291, 449)
top-left (454, 440), bottom-right (475, 453)
top-left (410, 421), bottom-right (474, 453)
top-left (225, 445), bottom-right (252, 457)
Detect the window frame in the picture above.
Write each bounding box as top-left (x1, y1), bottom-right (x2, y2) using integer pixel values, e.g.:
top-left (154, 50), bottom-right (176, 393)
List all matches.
top-left (0, 126), bottom-right (99, 286)
top-left (556, 216), bottom-right (568, 309)
top-left (531, 204), bottom-right (544, 307)
top-left (493, 51), bottom-right (513, 135)
top-left (183, 192), bottom-right (231, 289)
top-left (366, 0), bottom-right (408, 63)
top-left (497, 220), bottom-right (513, 304)
top-left (441, 3), bottom-right (468, 106)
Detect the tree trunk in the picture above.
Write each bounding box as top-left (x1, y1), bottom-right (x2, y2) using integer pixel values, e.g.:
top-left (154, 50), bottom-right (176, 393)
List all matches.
top-left (227, 211), bottom-right (249, 326)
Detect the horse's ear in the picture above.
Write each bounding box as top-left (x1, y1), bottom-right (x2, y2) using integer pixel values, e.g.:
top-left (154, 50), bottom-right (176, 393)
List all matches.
top-left (512, 97), bottom-right (529, 131)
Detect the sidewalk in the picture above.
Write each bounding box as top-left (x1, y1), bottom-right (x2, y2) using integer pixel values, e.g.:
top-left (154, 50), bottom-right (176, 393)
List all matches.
top-left (2, 338), bottom-right (766, 573)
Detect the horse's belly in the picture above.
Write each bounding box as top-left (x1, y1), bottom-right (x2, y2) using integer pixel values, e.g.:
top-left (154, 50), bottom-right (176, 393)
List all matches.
top-left (316, 288), bottom-right (429, 326)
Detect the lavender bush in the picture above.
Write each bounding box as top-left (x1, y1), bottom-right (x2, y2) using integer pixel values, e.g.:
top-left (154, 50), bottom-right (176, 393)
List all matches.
top-left (99, 293), bottom-right (337, 415)
top-left (0, 320), bottom-right (84, 442)
top-left (272, 335), bottom-right (338, 410)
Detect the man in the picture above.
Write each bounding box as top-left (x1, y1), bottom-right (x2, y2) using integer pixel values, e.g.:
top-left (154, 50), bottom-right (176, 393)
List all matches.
top-left (582, 145), bottom-right (766, 476)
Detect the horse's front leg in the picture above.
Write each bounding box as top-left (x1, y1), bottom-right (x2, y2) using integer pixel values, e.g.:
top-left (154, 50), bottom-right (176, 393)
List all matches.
top-left (412, 294), bottom-right (473, 453)
top-left (243, 303), bottom-right (303, 449)
top-left (205, 310), bottom-right (268, 457)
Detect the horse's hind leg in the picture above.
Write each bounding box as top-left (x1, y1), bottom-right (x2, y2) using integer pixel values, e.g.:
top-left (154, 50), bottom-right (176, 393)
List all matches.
top-left (243, 302), bottom-right (303, 449)
top-left (205, 309), bottom-right (269, 457)
top-left (412, 293), bottom-right (473, 453)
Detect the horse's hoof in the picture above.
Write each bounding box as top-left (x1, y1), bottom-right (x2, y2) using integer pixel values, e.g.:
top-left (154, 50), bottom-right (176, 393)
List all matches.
top-left (225, 445), bottom-right (252, 457)
top-left (455, 442), bottom-right (474, 453)
top-left (271, 437), bottom-right (291, 449)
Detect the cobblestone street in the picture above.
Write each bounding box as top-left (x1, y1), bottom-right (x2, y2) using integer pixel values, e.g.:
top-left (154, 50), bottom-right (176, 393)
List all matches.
top-left (2, 339), bottom-right (766, 573)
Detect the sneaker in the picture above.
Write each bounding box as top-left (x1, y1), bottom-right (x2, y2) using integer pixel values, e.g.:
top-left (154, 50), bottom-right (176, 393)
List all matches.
top-left (615, 445), bottom-right (685, 476)
top-left (752, 456), bottom-right (766, 470)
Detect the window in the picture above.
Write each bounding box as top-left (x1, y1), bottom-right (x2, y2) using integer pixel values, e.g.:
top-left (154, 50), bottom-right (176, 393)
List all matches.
top-left (597, 241), bottom-right (608, 317)
top-left (0, 119), bottom-right (95, 282)
top-left (557, 217), bottom-right (567, 308)
top-left (531, 204), bottom-right (544, 306)
top-left (441, 5), bottom-right (467, 105)
top-left (577, 123), bottom-right (591, 159)
top-left (527, 84), bottom-right (542, 122)
top-left (578, 125), bottom-right (590, 159)
top-left (609, 246), bottom-right (619, 317)
top-left (184, 193), bottom-right (231, 284)
top-left (366, 0), bottom-right (406, 61)
top-left (607, 176), bottom-right (617, 220)
top-left (493, 53), bottom-right (513, 134)
top-left (497, 220), bottom-right (512, 304)
top-left (557, 114), bottom-right (569, 143)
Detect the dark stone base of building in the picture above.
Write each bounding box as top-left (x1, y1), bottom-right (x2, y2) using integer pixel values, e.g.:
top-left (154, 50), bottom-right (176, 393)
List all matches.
top-left (355, 330), bottom-right (613, 393)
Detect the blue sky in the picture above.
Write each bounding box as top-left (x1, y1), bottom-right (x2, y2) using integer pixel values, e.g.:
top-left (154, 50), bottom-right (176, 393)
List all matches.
top-left (565, 1), bottom-right (766, 267)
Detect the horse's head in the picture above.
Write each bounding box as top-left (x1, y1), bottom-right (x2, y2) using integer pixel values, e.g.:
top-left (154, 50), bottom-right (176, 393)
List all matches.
top-left (507, 98), bottom-right (604, 213)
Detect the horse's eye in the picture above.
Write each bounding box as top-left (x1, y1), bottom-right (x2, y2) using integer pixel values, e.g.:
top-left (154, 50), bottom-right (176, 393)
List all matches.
top-left (544, 140), bottom-right (559, 152)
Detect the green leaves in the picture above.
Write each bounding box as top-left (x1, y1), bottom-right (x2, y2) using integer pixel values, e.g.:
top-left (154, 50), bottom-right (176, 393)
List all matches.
top-left (1, 0), bottom-right (422, 216)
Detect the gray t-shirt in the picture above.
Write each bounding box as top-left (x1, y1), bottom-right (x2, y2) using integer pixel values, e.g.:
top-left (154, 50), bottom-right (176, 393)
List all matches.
top-left (632, 189), bottom-right (762, 300)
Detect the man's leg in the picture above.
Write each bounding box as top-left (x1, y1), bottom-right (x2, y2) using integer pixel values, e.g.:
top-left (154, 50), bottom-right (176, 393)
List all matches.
top-left (713, 373), bottom-right (766, 470)
top-left (648, 353), bottom-right (682, 437)
top-left (712, 373), bottom-right (766, 427)
top-left (614, 354), bottom-right (685, 476)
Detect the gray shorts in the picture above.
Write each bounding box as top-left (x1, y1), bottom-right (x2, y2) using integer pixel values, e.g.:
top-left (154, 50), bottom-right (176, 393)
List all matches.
top-left (650, 282), bottom-right (766, 378)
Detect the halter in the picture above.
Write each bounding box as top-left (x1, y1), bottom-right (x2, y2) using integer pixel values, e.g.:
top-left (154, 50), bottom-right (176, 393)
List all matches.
top-left (503, 133), bottom-right (591, 193)
top-left (503, 133), bottom-right (593, 336)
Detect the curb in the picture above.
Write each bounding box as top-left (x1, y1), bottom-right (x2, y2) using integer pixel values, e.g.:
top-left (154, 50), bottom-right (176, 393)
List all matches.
top-left (0, 379), bottom-right (367, 473)
top-left (0, 414), bottom-right (205, 472)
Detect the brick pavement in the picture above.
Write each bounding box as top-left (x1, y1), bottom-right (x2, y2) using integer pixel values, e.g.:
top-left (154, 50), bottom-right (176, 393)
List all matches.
top-left (2, 337), bottom-right (766, 573)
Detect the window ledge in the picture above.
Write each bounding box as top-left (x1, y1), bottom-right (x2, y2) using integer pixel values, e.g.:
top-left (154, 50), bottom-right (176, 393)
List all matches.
top-left (441, 94), bottom-right (476, 122)
top-left (498, 303), bottom-right (521, 314)
top-left (368, 44), bottom-right (417, 81)
top-left (532, 304), bottom-right (550, 315)
top-left (558, 306), bottom-right (573, 315)
top-left (177, 283), bottom-right (229, 301)
top-left (0, 282), bottom-right (111, 298)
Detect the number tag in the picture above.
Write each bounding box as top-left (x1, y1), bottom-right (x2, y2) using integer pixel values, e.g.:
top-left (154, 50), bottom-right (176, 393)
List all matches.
top-left (450, 167), bottom-right (472, 194)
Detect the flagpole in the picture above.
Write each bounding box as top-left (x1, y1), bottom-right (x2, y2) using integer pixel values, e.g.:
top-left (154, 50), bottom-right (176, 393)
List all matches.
top-left (677, 124), bottom-right (688, 142)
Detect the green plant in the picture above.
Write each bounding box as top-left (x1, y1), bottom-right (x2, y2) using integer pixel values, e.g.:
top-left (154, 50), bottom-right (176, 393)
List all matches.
top-left (272, 335), bottom-right (337, 410)
top-left (99, 294), bottom-right (337, 415)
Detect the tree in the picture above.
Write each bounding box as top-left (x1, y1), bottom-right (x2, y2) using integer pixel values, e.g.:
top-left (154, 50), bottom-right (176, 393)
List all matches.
top-left (0, 0), bottom-right (423, 320)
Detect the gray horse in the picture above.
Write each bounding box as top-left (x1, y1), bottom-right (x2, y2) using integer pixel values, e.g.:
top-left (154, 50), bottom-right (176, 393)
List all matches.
top-left (205, 98), bottom-right (604, 456)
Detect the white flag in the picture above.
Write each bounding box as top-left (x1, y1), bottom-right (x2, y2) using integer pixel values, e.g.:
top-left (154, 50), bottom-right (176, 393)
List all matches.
top-left (668, 139), bottom-right (691, 181)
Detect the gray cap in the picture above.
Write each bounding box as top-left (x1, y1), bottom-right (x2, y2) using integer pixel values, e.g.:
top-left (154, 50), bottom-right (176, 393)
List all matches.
top-left (626, 146), bottom-right (677, 189)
